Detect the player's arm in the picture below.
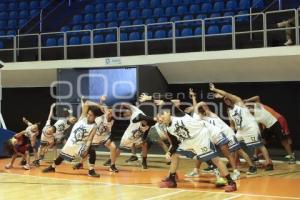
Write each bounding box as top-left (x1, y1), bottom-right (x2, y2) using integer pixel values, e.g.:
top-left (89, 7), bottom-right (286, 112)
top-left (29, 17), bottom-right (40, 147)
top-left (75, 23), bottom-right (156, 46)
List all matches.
top-left (243, 96), bottom-right (261, 103)
top-left (14, 131), bottom-right (26, 138)
top-left (189, 88), bottom-right (197, 108)
top-left (227, 109), bottom-right (236, 130)
top-left (166, 132), bottom-right (179, 156)
top-left (46, 103), bottom-right (56, 125)
top-left (86, 127), bottom-right (97, 147)
top-left (209, 83), bottom-right (243, 105)
top-left (22, 117), bottom-right (33, 126)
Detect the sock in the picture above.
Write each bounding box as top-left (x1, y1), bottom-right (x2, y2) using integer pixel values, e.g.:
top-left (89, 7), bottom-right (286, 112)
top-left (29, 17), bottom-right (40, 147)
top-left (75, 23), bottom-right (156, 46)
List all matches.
top-left (142, 157), bottom-right (147, 163)
top-left (225, 174), bottom-right (234, 185)
top-left (89, 164), bottom-right (95, 170)
top-left (213, 168), bottom-right (221, 178)
top-left (110, 164), bottom-right (115, 168)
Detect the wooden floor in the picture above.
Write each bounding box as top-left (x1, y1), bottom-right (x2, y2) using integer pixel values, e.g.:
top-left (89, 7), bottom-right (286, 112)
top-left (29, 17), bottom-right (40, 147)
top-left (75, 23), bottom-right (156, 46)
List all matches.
top-left (1, 155), bottom-right (300, 200)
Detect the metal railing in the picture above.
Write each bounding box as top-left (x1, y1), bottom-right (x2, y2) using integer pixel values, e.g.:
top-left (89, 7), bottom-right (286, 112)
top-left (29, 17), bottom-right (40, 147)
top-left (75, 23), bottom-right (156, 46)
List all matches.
top-left (0, 8), bottom-right (299, 62)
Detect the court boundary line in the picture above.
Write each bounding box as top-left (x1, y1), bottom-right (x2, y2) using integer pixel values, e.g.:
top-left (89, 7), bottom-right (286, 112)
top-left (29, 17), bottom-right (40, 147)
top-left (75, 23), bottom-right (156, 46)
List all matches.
top-left (143, 190), bottom-right (186, 200)
top-left (1, 172), bottom-right (300, 200)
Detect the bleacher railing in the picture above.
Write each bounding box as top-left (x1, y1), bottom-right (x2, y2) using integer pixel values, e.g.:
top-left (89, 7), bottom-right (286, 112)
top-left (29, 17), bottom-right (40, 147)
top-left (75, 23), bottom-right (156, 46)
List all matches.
top-left (0, 8), bottom-right (299, 62)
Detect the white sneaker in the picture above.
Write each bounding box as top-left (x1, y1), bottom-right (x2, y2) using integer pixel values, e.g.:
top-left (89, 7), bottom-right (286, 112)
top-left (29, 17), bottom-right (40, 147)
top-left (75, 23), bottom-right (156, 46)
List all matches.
top-left (231, 169), bottom-right (241, 181)
top-left (23, 164), bottom-right (30, 170)
top-left (5, 163), bottom-right (12, 169)
top-left (184, 170), bottom-right (200, 178)
top-left (285, 153), bottom-right (295, 159)
top-left (284, 39), bottom-right (293, 46)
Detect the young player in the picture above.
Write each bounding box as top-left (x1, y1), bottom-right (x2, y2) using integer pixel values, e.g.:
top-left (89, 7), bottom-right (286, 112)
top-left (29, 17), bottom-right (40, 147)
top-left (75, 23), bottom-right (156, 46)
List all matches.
top-left (210, 83), bottom-right (274, 171)
top-left (244, 96), bottom-right (296, 164)
top-left (42, 99), bottom-right (102, 177)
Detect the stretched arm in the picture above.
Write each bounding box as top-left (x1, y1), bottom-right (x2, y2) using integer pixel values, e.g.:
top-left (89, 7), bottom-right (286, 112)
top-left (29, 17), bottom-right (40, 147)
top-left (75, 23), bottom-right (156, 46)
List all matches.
top-left (166, 132), bottom-right (179, 156)
top-left (209, 83), bottom-right (242, 105)
top-left (86, 127), bottom-right (97, 147)
top-left (22, 117), bottom-right (33, 126)
top-left (227, 109), bottom-right (236, 130)
top-left (189, 88), bottom-right (197, 108)
top-left (47, 103), bottom-right (56, 122)
top-left (243, 96), bottom-right (261, 103)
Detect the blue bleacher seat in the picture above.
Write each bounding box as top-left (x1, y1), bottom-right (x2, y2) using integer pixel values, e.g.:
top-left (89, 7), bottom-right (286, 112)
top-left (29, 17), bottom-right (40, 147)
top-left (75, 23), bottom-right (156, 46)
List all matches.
top-left (30, 9), bottom-right (39, 17)
top-left (141, 8), bottom-right (152, 18)
top-left (9, 11), bottom-right (17, 19)
top-left (190, 4), bottom-right (200, 14)
top-left (157, 17), bottom-right (168, 23)
top-left (107, 11), bottom-right (117, 21)
top-left (145, 18), bottom-right (155, 24)
top-left (8, 3), bottom-right (17, 10)
top-left (161, 0), bottom-right (171, 7)
top-left (207, 25), bottom-right (219, 34)
top-left (95, 4), bottom-right (105, 12)
top-left (128, 1), bottom-right (138, 9)
top-left (117, 2), bottom-right (127, 10)
top-left (236, 10), bottom-right (249, 22)
top-left (0, 30), bottom-right (5, 36)
top-left (183, 0), bottom-right (193, 5)
top-left (181, 28), bottom-right (193, 36)
top-left (226, 0), bottom-right (238, 11)
top-left (106, 3), bottom-right (116, 11)
top-left (120, 32), bottom-right (128, 41)
top-left (153, 8), bottom-right (164, 17)
top-left (133, 19), bottom-right (143, 25)
top-left (170, 16), bottom-right (181, 22)
top-left (119, 11), bottom-right (129, 20)
top-left (129, 32), bottom-right (141, 40)
top-left (167, 29), bottom-right (179, 37)
top-left (95, 13), bottom-right (105, 22)
top-left (95, 0), bottom-right (104, 3)
top-left (69, 36), bottom-right (80, 45)
top-left (0, 20), bottom-right (6, 29)
top-left (252, 0), bottom-right (264, 10)
top-left (209, 13), bottom-right (221, 24)
top-left (120, 20), bottom-right (131, 26)
top-left (84, 24), bottom-right (93, 30)
top-left (57, 37), bottom-right (64, 45)
top-left (94, 34), bottom-right (104, 43)
top-left (223, 12), bottom-right (234, 23)
top-left (139, 0), bottom-right (150, 8)
top-left (19, 10), bottom-right (29, 18)
top-left (165, 6), bottom-right (176, 16)
top-left (142, 31), bottom-right (153, 39)
top-left (213, 2), bottom-right (225, 12)
top-left (194, 27), bottom-right (202, 35)
top-left (19, 2), bottom-right (29, 10)
top-left (196, 14), bottom-right (206, 20)
top-left (84, 5), bottom-right (94, 13)
top-left (96, 23), bottom-right (105, 29)
top-left (46, 38), bottom-right (57, 46)
top-left (177, 5), bottom-right (188, 15)
top-left (172, 0), bottom-right (182, 6)
top-left (130, 9), bottom-right (140, 19)
top-left (221, 24), bottom-right (232, 33)
top-left (105, 33), bottom-right (116, 42)
top-left (7, 30), bottom-right (16, 35)
top-left (183, 15), bottom-right (193, 20)
top-left (81, 35), bottom-right (91, 44)
top-left (154, 29), bottom-right (166, 38)
top-left (60, 26), bottom-right (70, 32)
top-left (0, 12), bottom-right (8, 19)
top-left (239, 0), bottom-right (250, 10)
top-left (0, 3), bottom-right (6, 11)
top-left (201, 3), bottom-right (212, 13)
top-left (107, 21), bottom-right (118, 27)
top-left (0, 41), bottom-right (4, 49)
top-left (40, 0), bottom-right (49, 8)
top-left (84, 14), bottom-right (94, 23)
top-left (8, 20), bottom-right (17, 29)
top-left (195, 0), bottom-right (209, 3)
top-left (150, 0), bottom-right (160, 8)
top-left (30, 1), bottom-right (39, 9)
top-left (19, 19), bottom-right (27, 27)
top-left (72, 15), bottom-right (82, 24)
top-left (72, 25), bottom-right (82, 31)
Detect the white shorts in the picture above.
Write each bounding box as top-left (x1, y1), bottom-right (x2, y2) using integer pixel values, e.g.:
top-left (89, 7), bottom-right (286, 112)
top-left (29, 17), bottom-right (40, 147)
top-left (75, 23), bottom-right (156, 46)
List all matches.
top-left (176, 127), bottom-right (218, 162)
top-left (120, 132), bottom-right (143, 150)
top-left (223, 128), bottom-right (241, 152)
top-left (60, 142), bottom-right (88, 161)
top-left (92, 132), bottom-right (111, 146)
top-left (236, 125), bottom-right (262, 147)
top-left (54, 132), bottom-right (64, 142)
top-left (40, 134), bottom-right (55, 146)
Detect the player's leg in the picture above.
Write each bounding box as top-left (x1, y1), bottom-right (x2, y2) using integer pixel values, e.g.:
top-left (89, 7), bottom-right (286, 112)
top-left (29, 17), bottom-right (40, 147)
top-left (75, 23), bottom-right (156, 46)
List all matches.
top-left (5, 153), bottom-right (17, 169)
top-left (125, 144), bottom-right (138, 163)
top-left (219, 144), bottom-right (240, 180)
top-left (105, 140), bottom-right (119, 172)
top-left (87, 147), bottom-right (100, 177)
top-left (236, 148), bottom-right (257, 174)
top-left (160, 153), bottom-right (180, 188)
top-left (185, 160), bottom-right (201, 178)
top-left (141, 141), bottom-right (148, 169)
top-left (23, 150), bottom-right (31, 170)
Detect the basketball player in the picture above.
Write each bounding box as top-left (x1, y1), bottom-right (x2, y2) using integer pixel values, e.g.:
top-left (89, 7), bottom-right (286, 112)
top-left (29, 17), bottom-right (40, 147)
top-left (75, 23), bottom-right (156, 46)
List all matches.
top-left (185, 88), bottom-right (257, 180)
top-left (244, 96), bottom-right (296, 164)
top-left (210, 83), bottom-right (274, 171)
top-left (119, 103), bottom-right (156, 169)
top-left (35, 103), bottom-right (57, 166)
top-left (4, 131), bottom-right (31, 170)
top-left (42, 99), bottom-right (102, 177)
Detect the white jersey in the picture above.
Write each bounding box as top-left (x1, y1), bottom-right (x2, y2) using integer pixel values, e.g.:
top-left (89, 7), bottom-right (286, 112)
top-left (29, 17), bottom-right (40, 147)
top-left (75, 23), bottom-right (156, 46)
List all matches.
top-left (92, 114), bottom-right (114, 145)
top-left (253, 103), bottom-right (277, 128)
top-left (41, 120), bottom-right (55, 145)
top-left (228, 104), bottom-right (258, 131)
top-left (24, 123), bottom-right (38, 139)
top-left (54, 118), bottom-right (69, 139)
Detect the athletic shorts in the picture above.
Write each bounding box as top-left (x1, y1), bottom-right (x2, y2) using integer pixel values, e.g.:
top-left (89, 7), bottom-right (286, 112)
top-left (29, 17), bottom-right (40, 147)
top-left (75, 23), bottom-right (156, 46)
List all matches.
top-left (277, 116), bottom-right (290, 136)
top-left (262, 121), bottom-right (289, 141)
top-left (92, 132), bottom-right (111, 146)
top-left (147, 126), bottom-right (167, 143)
top-left (41, 135), bottom-right (55, 147)
top-left (176, 127), bottom-right (218, 162)
top-left (119, 134), bottom-right (144, 150)
top-left (60, 142), bottom-right (88, 162)
top-left (15, 144), bottom-right (30, 154)
top-left (236, 125), bottom-right (263, 148)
